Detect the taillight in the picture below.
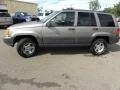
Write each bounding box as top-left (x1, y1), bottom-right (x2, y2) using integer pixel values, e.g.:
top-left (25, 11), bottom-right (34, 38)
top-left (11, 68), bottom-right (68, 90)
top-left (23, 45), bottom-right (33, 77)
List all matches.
top-left (114, 28), bottom-right (120, 36)
top-left (117, 28), bottom-right (120, 36)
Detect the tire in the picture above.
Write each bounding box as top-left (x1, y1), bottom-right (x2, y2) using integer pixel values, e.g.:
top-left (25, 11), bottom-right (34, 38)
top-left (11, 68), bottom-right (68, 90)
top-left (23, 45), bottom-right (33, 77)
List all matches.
top-left (17, 38), bottom-right (38, 58)
top-left (90, 39), bottom-right (108, 55)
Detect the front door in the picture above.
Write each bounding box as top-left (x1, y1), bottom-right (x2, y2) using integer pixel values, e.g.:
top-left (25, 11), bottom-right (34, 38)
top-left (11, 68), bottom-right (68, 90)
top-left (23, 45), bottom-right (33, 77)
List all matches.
top-left (42, 12), bottom-right (76, 45)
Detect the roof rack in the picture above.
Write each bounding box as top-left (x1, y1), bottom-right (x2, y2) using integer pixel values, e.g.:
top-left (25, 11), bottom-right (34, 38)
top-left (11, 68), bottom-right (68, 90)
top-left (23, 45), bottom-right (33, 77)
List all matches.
top-left (63, 8), bottom-right (74, 10)
top-left (63, 8), bottom-right (105, 12)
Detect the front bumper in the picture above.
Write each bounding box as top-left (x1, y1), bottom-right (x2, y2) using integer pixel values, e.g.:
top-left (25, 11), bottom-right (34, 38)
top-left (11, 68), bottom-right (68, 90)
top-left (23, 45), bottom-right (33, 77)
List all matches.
top-left (3, 37), bottom-right (14, 47)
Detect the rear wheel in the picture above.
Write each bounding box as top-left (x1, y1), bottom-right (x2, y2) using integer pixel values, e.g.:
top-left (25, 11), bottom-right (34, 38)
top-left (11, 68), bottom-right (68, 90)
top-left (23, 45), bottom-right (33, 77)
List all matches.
top-left (90, 39), bottom-right (108, 55)
top-left (17, 38), bottom-right (38, 58)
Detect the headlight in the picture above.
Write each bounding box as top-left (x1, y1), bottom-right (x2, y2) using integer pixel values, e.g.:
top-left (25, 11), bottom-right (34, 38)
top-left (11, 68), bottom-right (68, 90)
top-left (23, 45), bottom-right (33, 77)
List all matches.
top-left (26, 17), bottom-right (31, 22)
top-left (4, 29), bottom-right (12, 37)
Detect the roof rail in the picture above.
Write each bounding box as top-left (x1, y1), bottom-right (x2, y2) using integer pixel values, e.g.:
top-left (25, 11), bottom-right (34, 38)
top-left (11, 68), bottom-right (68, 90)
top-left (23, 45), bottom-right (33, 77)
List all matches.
top-left (62, 9), bottom-right (105, 13)
top-left (63, 8), bottom-right (74, 10)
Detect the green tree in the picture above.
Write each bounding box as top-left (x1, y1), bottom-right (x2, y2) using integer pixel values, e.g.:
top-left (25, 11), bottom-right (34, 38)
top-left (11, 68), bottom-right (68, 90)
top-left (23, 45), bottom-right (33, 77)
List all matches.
top-left (89, 0), bottom-right (101, 11)
top-left (38, 6), bottom-right (43, 13)
top-left (104, 2), bottom-right (120, 16)
top-left (113, 2), bottom-right (120, 16)
top-left (104, 8), bottom-right (114, 14)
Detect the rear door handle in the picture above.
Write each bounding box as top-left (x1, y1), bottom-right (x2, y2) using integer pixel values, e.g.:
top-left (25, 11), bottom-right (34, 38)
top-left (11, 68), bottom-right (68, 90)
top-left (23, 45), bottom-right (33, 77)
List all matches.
top-left (92, 28), bottom-right (98, 31)
top-left (68, 28), bottom-right (76, 30)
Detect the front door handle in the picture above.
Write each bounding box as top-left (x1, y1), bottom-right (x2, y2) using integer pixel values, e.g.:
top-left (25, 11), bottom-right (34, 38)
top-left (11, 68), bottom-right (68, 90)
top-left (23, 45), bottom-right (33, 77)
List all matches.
top-left (68, 28), bottom-right (76, 30)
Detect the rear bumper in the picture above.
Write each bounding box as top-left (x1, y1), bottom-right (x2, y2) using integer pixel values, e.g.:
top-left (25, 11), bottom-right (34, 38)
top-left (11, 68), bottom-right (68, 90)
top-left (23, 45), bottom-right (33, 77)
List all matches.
top-left (109, 36), bottom-right (119, 44)
top-left (3, 37), bottom-right (14, 46)
top-left (0, 21), bottom-right (13, 26)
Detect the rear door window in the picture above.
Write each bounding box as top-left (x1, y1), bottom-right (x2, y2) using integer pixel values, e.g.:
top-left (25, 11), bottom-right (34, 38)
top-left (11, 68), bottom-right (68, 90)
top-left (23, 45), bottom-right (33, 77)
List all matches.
top-left (98, 14), bottom-right (115, 27)
top-left (77, 12), bottom-right (97, 26)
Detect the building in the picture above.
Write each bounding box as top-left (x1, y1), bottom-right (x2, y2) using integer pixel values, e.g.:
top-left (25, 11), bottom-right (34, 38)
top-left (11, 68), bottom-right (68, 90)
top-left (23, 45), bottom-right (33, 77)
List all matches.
top-left (0, 0), bottom-right (38, 15)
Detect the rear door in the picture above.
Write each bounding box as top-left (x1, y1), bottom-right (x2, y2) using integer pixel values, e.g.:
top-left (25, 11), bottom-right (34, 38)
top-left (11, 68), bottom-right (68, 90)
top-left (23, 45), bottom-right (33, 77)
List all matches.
top-left (75, 11), bottom-right (98, 45)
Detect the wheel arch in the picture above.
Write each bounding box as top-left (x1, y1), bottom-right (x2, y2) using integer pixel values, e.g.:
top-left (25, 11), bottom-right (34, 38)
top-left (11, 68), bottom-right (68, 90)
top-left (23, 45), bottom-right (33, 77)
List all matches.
top-left (13, 35), bottom-right (39, 46)
top-left (91, 36), bottom-right (110, 45)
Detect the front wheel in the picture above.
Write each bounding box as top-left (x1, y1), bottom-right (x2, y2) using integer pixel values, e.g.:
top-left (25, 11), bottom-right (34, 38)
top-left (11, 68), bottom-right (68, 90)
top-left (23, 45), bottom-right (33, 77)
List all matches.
top-left (17, 38), bottom-right (38, 58)
top-left (90, 39), bottom-right (108, 55)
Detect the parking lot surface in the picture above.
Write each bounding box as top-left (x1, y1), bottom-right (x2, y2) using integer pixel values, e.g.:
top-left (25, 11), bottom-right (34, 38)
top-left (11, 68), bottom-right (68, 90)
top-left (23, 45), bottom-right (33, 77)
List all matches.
top-left (0, 29), bottom-right (120, 90)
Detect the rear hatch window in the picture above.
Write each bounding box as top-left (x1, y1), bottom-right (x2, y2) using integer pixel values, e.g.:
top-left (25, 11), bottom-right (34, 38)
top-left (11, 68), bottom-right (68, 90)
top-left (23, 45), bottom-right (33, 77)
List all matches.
top-left (0, 13), bottom-right (11, 17)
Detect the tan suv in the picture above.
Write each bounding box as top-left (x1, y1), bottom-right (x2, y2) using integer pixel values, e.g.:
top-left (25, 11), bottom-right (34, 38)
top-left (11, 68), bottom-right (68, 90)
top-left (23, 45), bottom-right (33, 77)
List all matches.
top-left (3, 9), bottom-right (120, 58)
top-left (0, 10), bottom-right (13, 27)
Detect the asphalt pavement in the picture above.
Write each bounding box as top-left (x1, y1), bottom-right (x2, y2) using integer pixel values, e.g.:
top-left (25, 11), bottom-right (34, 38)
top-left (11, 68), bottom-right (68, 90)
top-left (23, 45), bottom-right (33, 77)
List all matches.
top-left (0, 29), bottom-right (120, 90)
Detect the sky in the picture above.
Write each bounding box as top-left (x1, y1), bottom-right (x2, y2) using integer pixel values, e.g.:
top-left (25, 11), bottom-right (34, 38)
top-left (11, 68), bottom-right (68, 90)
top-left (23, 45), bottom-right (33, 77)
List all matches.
top-left (18, 0), bottom-right (120, 11)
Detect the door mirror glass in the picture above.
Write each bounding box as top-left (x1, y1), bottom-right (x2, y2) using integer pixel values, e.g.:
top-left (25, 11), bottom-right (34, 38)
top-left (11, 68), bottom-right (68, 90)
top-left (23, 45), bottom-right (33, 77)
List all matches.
top-left (46, 19), bottom-right (56, 27)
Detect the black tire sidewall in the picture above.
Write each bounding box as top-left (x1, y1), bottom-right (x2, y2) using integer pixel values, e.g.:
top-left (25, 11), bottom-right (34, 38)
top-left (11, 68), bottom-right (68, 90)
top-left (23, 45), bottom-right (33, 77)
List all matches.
top-left (90, 39), bottom-right (108, 55)
top-left (17, 38), bottom-right (37, 58)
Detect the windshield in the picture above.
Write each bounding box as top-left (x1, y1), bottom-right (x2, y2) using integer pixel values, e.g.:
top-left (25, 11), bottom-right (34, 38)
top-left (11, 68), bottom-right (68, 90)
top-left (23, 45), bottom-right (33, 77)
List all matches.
top-left (45, 13), bottom-right (50, 16)
top-left (21, 12), bottom-right (30, 16)
top-left (38, 13), bottom-right (43, 16)
top-left (41, 11), bottom-right (59, 23)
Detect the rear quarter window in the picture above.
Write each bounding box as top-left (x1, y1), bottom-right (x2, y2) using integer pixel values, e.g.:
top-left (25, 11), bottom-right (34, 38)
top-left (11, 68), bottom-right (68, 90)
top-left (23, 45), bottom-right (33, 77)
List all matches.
top-left (98, 13), bottom-right (115, 27)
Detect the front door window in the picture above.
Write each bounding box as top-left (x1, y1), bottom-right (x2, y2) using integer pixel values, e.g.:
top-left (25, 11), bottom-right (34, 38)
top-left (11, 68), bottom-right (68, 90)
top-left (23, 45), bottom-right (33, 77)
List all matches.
top-left (50, 12), bottom-right (75, 26)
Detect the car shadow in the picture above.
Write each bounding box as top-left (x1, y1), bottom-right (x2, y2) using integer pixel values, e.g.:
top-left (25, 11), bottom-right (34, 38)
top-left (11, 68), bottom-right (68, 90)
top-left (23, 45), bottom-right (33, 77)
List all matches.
top-left (36, 44), bottom-right (120, 56)
top-left (108, 44), bottom-right (120, 53)
top-left (37, 46), bottom-right (90, 56)
top-left (0, 26), bottom-right (7, 29)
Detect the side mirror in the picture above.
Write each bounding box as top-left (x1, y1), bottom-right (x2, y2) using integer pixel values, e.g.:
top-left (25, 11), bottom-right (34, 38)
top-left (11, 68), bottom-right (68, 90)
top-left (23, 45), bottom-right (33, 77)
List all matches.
top-left (46, 20), bottom-right (55, 27)
top-left (17, 15), bottom-right (21, 17)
